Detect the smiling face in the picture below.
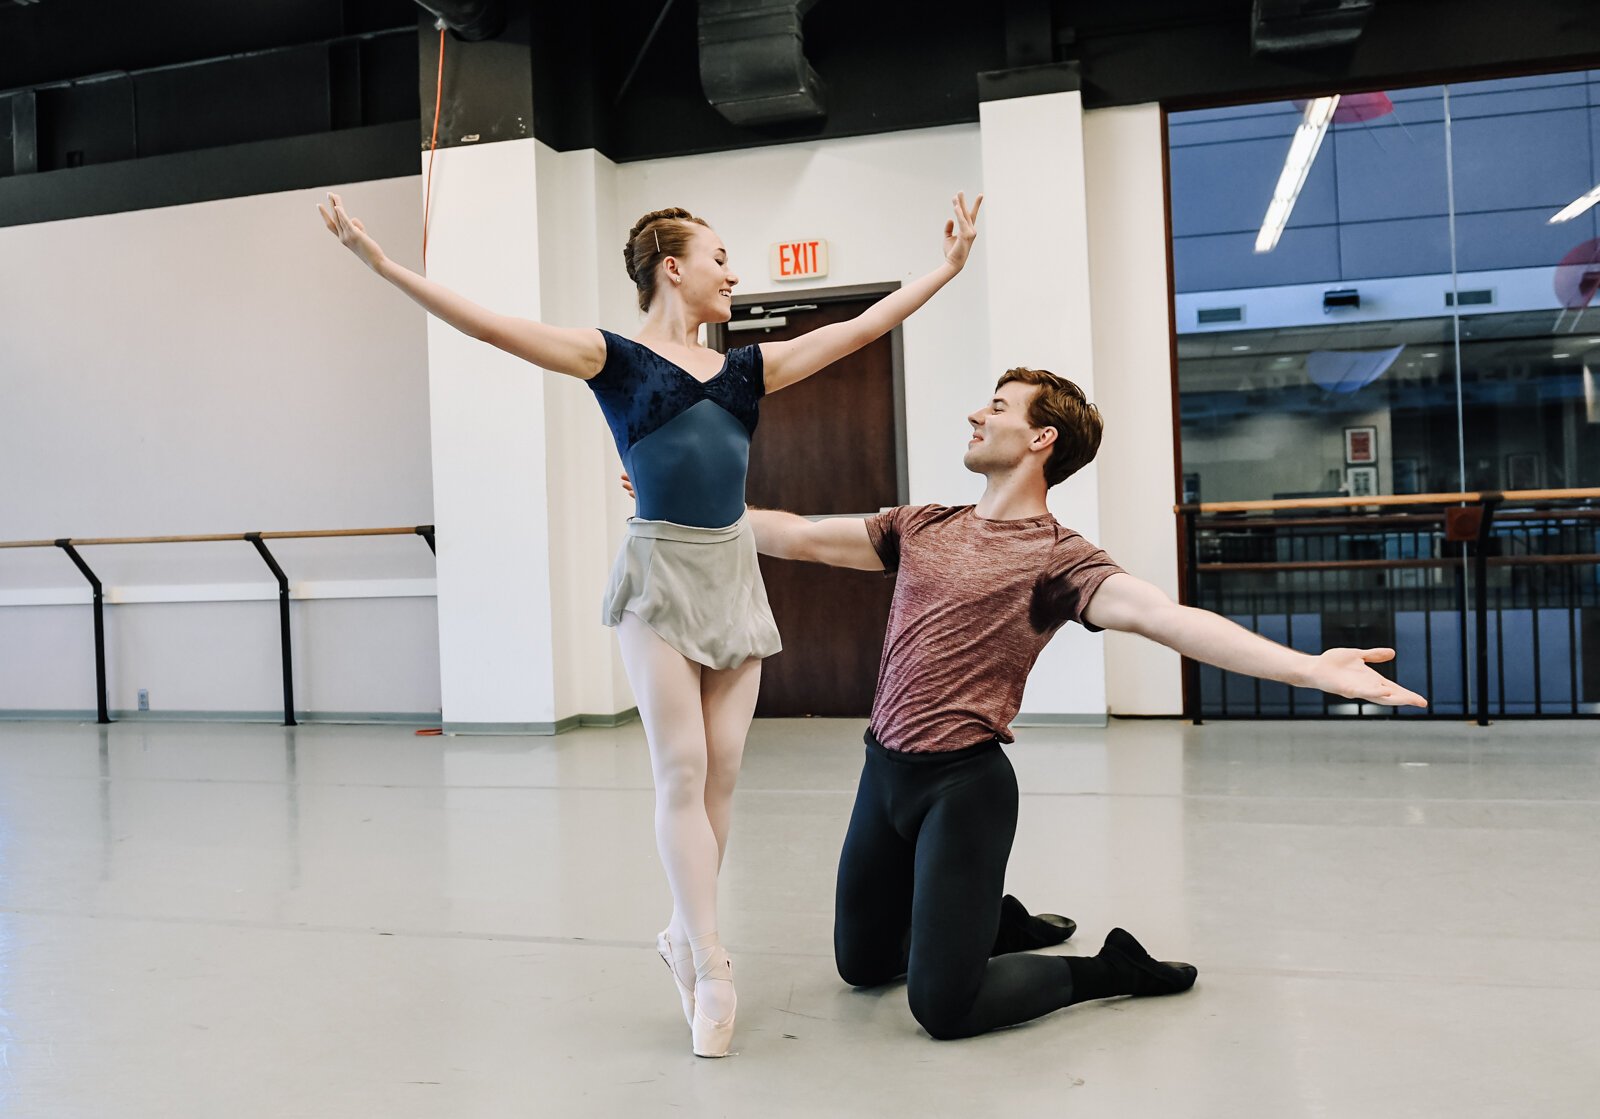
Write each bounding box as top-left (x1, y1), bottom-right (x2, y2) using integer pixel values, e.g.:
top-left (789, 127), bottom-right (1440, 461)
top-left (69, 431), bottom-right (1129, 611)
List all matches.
top-left (663, 224), bottom-right (739, 323)
top-left (963, 380), bottom-right (1057, 482)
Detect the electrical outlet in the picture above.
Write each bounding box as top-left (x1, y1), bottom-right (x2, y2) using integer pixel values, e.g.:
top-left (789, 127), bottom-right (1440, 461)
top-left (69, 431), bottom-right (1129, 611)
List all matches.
top-left (137, 689), bottom-right (149, 712)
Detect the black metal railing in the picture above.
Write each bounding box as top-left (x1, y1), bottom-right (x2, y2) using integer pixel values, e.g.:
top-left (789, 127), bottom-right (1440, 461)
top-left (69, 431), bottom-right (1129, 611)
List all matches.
top-left (0, 525), bottom-right (436, 726)
top-left (1176, 489), bottom-right (1600, 724)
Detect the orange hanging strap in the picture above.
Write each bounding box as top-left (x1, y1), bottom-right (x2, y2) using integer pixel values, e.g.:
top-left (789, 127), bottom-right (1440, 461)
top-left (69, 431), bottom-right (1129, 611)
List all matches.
top-left (422, 24), bottom-right (445, 270)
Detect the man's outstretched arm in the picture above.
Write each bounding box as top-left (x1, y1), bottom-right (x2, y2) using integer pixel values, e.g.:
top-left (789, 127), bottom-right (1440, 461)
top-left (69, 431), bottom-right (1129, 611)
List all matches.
top-left (1083, 572), bottom-right (1428, 708)
top-left (747, 510), bottom-right (886, 572)
top-left (618, 472), bottom-right (884, 572)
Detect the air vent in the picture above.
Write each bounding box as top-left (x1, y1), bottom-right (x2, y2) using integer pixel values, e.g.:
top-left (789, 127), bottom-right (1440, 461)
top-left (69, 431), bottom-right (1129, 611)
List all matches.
top-left (699, 0), bottom-right (826, 126)
top-left (1446, 289), bottom-right (1494, 307)
top-left (1197, 306), bottom-right (1244, 324)
top-left (1251, 0), bottom-right (1375, 54)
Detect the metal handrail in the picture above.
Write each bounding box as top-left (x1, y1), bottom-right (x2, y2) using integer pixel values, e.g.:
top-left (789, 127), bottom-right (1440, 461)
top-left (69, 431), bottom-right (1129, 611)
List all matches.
top-left (1176, 489), bottom-right (1600, 727)
top-left (0, 524), bottom-right (437, 726)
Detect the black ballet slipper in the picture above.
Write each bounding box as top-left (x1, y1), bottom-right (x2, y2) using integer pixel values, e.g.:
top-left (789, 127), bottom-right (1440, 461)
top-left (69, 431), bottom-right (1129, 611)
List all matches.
top-left (992, 894), bottom-right (1077, 956)
top-left (1101, 927), bottom-right (1197, 996)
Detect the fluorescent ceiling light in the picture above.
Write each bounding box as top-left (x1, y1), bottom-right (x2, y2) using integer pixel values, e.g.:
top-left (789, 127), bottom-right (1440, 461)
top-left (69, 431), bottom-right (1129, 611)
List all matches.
top-left (1549, 183), bottom-right (1600, 224)
top-left (1255, 95), bottom-right (1340, 254)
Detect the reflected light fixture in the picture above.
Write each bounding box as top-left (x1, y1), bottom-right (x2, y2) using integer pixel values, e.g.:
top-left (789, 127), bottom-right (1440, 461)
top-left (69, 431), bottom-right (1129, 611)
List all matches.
top-left (1255, 95), bottom-right (1340, 253)
top-left (1549, 183), bottom-right (1600, 224)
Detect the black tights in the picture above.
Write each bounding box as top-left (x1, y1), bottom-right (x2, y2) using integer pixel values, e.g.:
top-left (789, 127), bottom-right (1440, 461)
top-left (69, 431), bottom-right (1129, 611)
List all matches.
top-left (833, 731), bottom-right (1074, 1040)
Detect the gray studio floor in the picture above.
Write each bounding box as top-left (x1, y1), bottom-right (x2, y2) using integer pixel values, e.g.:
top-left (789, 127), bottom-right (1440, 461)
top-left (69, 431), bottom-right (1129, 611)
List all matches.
top-left (0, 716), bottom-right (1595, 1118)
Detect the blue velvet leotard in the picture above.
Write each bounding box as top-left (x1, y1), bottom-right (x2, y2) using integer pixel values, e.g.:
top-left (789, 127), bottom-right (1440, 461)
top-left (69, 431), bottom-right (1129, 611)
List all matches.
top-left (587, 330), bottom-right (765, 528)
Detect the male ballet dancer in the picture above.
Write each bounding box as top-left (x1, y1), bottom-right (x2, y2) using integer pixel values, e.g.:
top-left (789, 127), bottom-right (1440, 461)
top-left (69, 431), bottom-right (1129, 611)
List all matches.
top-left (743, 367), bottom-right (1427, 1040)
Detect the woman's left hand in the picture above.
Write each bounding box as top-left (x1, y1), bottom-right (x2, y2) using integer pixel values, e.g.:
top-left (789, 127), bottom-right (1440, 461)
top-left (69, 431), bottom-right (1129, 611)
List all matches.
top-left (942, 191), bottom-right (984, 271)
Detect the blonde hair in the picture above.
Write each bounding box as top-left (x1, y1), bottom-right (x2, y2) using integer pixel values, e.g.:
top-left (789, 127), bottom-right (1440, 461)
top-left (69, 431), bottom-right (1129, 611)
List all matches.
top-left (623, 207), bottom-right (711, 311)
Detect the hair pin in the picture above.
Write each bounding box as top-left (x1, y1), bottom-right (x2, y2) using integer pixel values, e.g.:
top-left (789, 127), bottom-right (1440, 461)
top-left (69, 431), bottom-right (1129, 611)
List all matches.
top-left (653, 228), bottom-right (660, 252)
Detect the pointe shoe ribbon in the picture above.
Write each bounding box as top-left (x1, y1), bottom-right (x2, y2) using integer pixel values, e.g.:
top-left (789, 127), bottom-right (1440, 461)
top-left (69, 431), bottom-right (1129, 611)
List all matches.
top-left (656, 929), bottom-right (696, 1026)
top-left (690, 949), bottom-right (736, 1058)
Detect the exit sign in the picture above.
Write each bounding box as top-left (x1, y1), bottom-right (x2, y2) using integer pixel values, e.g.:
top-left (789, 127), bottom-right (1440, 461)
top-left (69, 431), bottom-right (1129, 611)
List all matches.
top-left (770, 239), bottom-right (829, 281)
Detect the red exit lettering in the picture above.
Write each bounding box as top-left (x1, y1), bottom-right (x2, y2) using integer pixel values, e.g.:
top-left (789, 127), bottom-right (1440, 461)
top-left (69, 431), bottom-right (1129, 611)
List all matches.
top-left (771, 239), bottom-right (826, 279)
top-left (780, 242), bottom-right (820, 276)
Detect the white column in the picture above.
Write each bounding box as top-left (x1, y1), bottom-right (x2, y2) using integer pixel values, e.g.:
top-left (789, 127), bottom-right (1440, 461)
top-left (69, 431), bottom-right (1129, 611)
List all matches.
top-left (534, 143), bottom-right (637, 722)
top-left (1083, 104), bottom-right (1184, 715)
top-left (980, 88), bottom-right (1108, 722)
top-left (423, 138), bottom-right (560, 732)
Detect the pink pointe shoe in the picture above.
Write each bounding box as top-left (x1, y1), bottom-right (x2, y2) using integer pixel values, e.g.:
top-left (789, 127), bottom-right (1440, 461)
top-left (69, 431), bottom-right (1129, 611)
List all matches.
top-left (691, 947), bottom-right (736, 1058)
top-left (656, 929), bottom-right (696, 1026)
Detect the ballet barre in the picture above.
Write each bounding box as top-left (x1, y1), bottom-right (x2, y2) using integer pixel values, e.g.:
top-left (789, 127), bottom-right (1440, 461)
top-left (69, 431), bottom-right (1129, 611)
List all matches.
top-left (0, 525), bottom-right (437, 726)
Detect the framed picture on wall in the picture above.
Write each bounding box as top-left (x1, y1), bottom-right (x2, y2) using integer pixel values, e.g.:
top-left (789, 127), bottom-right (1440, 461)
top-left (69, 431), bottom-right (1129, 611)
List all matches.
top-left (1505, 452), bottom-right (1540, 490)
top-left (1344, 426), bottom-right (1377, 464)
top-left (1345, 465), bottom-right (1378, 498)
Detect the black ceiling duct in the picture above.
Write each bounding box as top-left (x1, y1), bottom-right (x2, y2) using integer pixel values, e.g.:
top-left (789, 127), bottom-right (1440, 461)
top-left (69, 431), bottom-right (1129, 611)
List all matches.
top-left (698, 0), bottom-right (826, 127)
top-left (1250, 0), bottom-right (1375, 54)
top-left (412, 0), bottom-right (506, 41)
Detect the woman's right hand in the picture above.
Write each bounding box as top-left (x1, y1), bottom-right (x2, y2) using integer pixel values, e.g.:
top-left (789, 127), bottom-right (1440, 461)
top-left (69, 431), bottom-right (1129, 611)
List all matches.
top-left (620, 471), bottom-right (636, 500)
top-left (317, 192), bottom-right (387, 271)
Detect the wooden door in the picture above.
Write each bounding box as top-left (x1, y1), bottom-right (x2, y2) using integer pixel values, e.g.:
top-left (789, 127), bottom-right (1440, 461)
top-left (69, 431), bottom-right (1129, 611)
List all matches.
top-left (719, 297), bottom-right (901, 717)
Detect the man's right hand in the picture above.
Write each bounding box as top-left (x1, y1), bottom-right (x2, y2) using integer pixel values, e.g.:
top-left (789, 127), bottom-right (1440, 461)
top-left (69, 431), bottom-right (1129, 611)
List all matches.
top-left (620, 471), bottom-right (635, 500)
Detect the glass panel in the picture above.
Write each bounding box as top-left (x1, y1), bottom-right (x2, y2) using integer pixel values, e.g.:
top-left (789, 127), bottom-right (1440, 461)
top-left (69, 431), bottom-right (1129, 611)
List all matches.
top-left (1167, 68), bottom-right (1600, 720)
top-left (1169, 87), bottom-right (1460, 505)
top-left (1443, 73), bottom-right (1600, 716)
top-left (1444, 72), bottom-right (1600, 494)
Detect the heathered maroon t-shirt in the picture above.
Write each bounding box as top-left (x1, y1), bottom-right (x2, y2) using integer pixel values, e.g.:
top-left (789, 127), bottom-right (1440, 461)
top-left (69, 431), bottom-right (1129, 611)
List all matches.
top-left (863, 504), bottom-right (1124, 753)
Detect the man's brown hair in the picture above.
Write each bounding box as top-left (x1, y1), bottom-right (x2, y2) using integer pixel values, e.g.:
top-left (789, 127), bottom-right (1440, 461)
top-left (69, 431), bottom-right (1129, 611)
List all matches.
top-left (994, 367), bottom-right (1102, 487)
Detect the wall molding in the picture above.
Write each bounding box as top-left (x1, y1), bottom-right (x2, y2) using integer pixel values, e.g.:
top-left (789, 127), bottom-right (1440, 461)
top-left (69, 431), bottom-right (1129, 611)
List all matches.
top-left (442, 708), bottom-right (641, 737)
top-left (0, 709), bottom-right (442, 725)
top-left (0, 578), bottom-right (438, 609)
top-left (1013, 712), bottom-right (1110, 728)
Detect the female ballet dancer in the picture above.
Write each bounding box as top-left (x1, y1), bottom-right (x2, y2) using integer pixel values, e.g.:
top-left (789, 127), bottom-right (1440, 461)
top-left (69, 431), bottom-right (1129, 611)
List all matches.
top-left (318, 190), bottom-right (983, 1055)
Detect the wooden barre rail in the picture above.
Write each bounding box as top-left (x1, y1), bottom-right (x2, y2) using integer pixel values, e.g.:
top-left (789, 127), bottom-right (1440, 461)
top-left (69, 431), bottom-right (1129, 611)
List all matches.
top-left (1175, 487), bottom-right (1600, 516)
top-left (0, 526), bottom-right (432, 550)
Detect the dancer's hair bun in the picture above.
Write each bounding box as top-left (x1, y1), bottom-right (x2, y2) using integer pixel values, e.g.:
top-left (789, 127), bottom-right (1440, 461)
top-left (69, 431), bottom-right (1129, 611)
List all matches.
top-left (624, 207), bottom-right (710, 311)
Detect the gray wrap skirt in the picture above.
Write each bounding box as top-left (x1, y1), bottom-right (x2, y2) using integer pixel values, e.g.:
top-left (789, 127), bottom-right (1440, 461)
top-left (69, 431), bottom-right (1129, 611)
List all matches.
top-left (601, 513), bottom-right (782, 670)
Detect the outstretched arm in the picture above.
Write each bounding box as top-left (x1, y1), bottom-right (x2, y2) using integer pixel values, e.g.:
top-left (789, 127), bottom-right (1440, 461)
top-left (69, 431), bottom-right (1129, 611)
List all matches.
top-left (618, 471), bottom-right (883, 569)
top-left (318, 192), bottom-right (605, 379)
top-left (748, 510), bottom-right (885, 570)
top-left (1083, 572), bottom-right (1428, 708)
top-left (759, 192), bottom-right (983, 393)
